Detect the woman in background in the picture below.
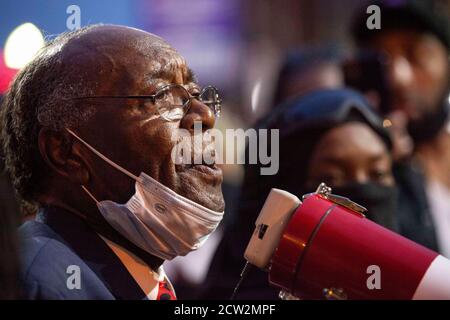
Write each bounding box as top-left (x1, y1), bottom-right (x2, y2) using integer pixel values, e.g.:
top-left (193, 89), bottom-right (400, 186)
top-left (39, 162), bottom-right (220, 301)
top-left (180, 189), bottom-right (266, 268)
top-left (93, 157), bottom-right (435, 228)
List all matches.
top-left (202, 88), bottom-right (398, 299)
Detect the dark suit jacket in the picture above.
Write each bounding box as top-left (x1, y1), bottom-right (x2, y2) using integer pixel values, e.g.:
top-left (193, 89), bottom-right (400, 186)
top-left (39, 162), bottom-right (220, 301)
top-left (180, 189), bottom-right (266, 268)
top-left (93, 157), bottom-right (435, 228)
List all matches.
top-left (19, 207), bottom-right (151, 300)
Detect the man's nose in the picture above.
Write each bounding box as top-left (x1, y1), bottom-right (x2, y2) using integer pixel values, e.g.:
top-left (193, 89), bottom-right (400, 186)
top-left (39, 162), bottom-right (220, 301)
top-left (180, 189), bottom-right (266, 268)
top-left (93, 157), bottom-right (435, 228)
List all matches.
top-left (389, 56), bottom-right (414, 94)
top-left (180, 99), bottom-right (216, 131)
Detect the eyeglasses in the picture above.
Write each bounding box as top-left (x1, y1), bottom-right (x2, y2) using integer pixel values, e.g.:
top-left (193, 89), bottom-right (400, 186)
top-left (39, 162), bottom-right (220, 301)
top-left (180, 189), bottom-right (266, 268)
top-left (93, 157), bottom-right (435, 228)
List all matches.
top-left (73, 84), bottom-right (222, 121)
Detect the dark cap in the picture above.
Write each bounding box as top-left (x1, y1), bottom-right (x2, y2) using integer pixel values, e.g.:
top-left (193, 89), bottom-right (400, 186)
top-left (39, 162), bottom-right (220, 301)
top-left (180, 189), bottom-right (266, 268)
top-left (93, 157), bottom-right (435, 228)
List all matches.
top-left (352, 0), bottom-right (450, 50)
top-left (262, 88), bottom-right (392, 150)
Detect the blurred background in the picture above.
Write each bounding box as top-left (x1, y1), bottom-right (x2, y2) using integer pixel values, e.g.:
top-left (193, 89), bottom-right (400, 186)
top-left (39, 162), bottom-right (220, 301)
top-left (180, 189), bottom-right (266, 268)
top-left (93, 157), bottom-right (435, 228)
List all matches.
top-left (3, 0), bottom-right (448, 121)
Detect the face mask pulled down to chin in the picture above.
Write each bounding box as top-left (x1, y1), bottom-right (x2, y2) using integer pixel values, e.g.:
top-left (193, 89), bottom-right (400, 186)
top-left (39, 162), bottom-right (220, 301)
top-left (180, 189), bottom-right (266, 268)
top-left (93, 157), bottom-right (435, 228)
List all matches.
top-left (66, 129), bottom-right (224, 261)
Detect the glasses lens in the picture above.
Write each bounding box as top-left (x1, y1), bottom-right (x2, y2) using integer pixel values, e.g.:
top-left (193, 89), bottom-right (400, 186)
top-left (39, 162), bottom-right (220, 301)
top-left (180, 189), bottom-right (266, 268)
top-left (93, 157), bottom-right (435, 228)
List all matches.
top-left (200, 86), bottom-right (221, 117)
top-left (155, 85), bottom-right (190, 106)
top-left (155, 85), bottom-right (190, 121)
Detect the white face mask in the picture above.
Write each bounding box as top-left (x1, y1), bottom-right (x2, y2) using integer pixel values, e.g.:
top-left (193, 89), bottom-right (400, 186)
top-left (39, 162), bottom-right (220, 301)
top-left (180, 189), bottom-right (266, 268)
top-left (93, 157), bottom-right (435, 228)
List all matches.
top-left (66, 128), bottom-right (224, 260)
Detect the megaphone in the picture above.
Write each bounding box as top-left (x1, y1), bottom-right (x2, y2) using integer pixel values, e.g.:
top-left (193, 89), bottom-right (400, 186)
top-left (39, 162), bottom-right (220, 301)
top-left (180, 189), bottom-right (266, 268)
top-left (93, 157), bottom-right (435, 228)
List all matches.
top-left (242, 183), bottom-right (450, 300)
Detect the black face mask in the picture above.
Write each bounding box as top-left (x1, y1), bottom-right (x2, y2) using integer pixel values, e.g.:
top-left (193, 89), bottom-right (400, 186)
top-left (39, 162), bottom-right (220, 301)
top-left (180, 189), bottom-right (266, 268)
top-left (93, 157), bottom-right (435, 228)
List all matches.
top-left (407, 98), bottom-right (449, 144)
top-left (332, 183), bottom-right (398, 232)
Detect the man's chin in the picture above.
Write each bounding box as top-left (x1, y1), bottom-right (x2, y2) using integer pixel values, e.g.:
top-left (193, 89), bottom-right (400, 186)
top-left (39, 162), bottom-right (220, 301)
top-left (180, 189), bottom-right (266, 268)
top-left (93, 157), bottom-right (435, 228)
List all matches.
top-left (176, 166), bottom-right (225, 212)
top-left (198, 191), bottom-right (225, 212)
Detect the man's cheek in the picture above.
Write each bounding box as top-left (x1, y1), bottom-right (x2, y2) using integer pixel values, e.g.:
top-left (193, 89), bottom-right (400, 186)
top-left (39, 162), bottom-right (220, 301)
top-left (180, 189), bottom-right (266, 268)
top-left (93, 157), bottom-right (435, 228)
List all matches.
top-left (166, 127), bottom-right (191, 165)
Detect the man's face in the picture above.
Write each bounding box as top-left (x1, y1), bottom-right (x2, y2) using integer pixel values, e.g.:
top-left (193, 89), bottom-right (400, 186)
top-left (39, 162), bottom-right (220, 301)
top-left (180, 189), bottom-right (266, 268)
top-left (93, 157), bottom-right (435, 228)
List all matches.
top-left (73, 28), bottom-right (225, 212)
top-left (369, 30), bottom-right (449, 121)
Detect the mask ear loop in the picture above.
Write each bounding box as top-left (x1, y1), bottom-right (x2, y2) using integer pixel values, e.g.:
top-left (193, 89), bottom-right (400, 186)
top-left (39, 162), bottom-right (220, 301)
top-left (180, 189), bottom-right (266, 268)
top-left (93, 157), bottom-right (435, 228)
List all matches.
top-left (66, 128), bottom-right (142, 205)
top-left (65, 128), bottom-right (140, 182)
top-left (81, 185), bottom-right (100, 204)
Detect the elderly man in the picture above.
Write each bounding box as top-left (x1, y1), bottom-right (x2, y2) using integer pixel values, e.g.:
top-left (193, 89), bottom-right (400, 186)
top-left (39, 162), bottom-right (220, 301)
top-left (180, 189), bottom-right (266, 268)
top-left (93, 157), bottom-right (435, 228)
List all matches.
top-left (0, 24), bottom-right (225, 299)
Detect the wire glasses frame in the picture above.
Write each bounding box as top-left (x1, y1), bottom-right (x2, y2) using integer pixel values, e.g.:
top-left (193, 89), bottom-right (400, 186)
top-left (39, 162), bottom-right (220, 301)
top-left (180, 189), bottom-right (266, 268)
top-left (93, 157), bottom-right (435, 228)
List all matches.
top-left (72, 84), bottom-right (222, 121)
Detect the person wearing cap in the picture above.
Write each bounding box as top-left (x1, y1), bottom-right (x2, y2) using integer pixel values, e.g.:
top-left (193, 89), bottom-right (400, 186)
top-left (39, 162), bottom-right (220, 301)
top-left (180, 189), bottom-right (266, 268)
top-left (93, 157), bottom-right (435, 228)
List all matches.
top-left (202, 88), bottom-right (397, 299)
top-left (351, 0), bottom-right (450, 256)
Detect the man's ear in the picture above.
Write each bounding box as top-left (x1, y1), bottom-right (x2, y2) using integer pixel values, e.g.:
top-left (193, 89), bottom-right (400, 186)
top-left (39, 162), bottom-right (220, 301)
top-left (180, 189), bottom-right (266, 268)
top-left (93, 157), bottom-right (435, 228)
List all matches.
top-left (38, 128), bottom-right (90, 185)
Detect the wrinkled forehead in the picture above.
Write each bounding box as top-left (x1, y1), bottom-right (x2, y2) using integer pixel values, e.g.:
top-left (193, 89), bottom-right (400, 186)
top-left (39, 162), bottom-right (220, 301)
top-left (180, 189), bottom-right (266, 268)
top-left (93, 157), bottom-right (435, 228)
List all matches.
top-left (59, 27), bottom-right (193, 94)
top-left (133, 36), bottom-right (190, 86)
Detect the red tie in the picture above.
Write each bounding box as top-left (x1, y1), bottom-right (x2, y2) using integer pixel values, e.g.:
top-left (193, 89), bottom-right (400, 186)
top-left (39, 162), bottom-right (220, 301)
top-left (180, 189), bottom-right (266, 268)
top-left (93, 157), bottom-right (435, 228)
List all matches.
top-left (157, 280), bottom-right (177, 300)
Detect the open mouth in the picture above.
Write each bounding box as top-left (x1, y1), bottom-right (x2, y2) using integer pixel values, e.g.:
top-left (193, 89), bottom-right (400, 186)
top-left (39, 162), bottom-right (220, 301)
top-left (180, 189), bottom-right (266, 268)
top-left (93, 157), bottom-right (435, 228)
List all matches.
top-left (173, 134), bottom-right (222, 182)
top-left (178, 161), bottom-right (223, 184)
top-left (190, 162), bottom-right (221, 174)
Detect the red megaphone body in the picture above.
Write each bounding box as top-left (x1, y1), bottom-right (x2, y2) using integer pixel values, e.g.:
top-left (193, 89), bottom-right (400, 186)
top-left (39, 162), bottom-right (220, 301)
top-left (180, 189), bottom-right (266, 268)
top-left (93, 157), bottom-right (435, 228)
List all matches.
top-left (243, 183), bottom-right (450, 300)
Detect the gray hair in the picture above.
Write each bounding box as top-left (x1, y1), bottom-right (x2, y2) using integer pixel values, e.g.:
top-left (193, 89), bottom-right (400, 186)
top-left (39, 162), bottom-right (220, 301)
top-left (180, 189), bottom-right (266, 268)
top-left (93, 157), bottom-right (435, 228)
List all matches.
top-left (1, 25), bottom-right (101, 203)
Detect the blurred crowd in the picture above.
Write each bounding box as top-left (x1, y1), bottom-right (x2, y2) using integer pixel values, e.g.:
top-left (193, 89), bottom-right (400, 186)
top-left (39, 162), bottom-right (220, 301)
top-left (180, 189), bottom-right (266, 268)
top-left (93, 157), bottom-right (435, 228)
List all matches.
top-left (0, 0), bottom-right (449, 300)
